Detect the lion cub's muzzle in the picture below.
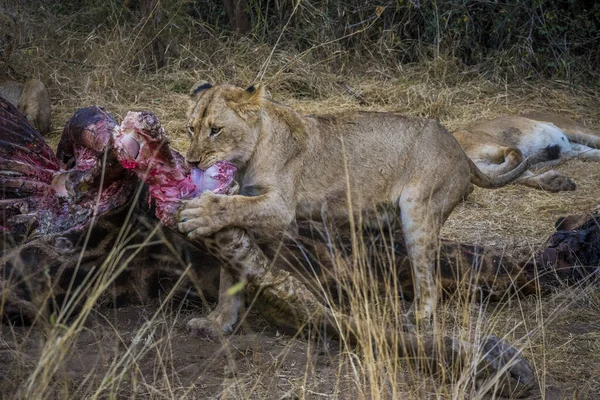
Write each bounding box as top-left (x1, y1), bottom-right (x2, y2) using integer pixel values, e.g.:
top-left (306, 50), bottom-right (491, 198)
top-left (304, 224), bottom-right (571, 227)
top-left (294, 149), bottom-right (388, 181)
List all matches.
top-left (193, 153), bottom-right (220, 170)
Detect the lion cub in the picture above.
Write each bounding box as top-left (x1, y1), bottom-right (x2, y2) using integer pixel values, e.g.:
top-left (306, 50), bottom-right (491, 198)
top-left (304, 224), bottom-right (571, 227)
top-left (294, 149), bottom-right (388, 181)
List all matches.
top-left (178, 82), bottom-right (539, 327)
top-left (453, 112), bottom-right (600, 192)
top-left (0, 79), bottom-right (51, 135)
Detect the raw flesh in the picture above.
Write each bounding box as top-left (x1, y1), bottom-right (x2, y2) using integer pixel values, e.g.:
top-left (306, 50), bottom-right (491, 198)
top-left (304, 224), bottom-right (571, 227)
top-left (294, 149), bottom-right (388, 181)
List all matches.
top-left (113, 111), bottom-right (236, 227)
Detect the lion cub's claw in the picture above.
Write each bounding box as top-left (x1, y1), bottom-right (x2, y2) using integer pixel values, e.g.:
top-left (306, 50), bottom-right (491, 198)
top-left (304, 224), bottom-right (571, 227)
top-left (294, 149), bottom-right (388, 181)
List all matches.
top-left (187, 317), bottom-right (234, 339)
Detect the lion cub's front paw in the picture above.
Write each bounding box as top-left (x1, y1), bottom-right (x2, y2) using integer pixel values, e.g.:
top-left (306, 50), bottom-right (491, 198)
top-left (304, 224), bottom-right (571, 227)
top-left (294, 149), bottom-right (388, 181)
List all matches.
top-left (178, 192), bottom-right (227, 238)
top-left (187, 317), bottom-right (235, 339)
top-left (178, 218), bottom-right (222, 239)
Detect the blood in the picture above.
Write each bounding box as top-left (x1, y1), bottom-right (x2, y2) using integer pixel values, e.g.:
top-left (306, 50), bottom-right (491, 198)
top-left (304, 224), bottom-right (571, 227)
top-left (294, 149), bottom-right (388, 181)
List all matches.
top-left (121, 160), bottom-right (138, 169)
top-left (0, 101), bottom-right (235, 238)
top-left (0, 102), bottom-right (135, 240)
top-left (113, 111), bottom-right (236, 227)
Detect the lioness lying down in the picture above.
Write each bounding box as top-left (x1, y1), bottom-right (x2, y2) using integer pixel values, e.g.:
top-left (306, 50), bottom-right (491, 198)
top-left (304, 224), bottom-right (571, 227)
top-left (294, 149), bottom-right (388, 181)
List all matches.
top-left (0, 79), bottom-right (51, 135)
top-left (177, 82), bottom-right (545, 328)
top-left (453, 112), bottom-right (600, 192)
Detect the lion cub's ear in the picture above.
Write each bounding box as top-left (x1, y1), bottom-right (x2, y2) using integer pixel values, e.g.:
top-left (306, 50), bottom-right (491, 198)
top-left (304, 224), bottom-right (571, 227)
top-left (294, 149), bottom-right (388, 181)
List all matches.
top-left (187, 81), bottom-right (212, 119)
top-left (242, 84), bottom-right (266, 105)
top-left (229, 85), bottom-right (266, 118)
top-left (189, 81), bottom-right (212, 101)
top-left (247, 84), bottom-right (273, 99)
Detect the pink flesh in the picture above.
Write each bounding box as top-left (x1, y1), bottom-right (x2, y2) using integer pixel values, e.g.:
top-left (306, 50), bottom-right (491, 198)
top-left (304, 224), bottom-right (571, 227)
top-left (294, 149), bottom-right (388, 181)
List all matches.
top-left (0, 104), bottom-right (134, 238)
top-left (114, 111), bottom-right (236, 227)
top-left (0, 98), bottom-right (60, 235)
top-left (0, 102), bottom-right (233, 236)
top-left (190, 163), bottom-right (236, 194)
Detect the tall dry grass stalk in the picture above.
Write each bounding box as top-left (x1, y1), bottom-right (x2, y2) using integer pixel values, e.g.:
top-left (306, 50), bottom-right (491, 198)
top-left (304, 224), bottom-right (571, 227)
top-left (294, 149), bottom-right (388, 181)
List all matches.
top-left (13, 205), bottom-right (598, 398)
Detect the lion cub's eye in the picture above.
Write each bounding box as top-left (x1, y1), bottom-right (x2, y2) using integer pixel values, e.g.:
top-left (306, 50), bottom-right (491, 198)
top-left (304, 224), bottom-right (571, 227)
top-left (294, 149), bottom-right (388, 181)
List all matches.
top-left (210, 126), bottom-right (222, 137)
top-left (186, 125), bottom-right (194, 138)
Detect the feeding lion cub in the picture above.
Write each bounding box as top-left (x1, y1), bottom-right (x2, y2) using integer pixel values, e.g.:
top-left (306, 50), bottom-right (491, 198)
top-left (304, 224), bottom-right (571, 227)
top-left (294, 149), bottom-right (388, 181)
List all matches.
top-left (453, 112), bottom-right (600, 192)
top-left (177, 82), bottom-right (544, 328)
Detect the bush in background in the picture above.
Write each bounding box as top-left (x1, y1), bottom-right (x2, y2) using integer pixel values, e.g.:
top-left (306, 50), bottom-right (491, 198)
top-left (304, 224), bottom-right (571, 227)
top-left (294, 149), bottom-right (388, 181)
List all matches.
top-left (3, 0), bottom-right (599, 81)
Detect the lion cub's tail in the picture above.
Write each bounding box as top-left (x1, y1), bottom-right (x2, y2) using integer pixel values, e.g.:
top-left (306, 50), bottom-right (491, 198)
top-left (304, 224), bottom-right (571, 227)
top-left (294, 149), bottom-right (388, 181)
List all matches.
top-left (469, 149), bottom-right (550, 189)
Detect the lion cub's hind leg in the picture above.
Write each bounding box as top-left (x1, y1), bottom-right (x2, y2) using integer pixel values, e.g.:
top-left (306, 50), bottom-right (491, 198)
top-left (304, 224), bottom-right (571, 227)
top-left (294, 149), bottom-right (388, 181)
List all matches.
top-left (397, 175), bottom-right (470, 328)
top-left (187, 267), bottom-right (244, 338)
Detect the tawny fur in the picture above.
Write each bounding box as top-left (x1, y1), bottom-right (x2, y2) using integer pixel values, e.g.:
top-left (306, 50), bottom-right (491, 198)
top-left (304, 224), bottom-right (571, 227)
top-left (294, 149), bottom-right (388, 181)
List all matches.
top-left (453, 112), bottom-right (600, 192)
top-left (0, 79), bottom-right (51, 134)
top-left (178, 82), bottom-right (536, 325)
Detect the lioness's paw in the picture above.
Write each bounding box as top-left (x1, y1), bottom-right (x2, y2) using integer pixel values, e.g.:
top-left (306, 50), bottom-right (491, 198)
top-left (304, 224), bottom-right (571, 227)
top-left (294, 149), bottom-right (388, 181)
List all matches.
top-left (475, 334), bottom-right (535, 398)
top-left (538, 170), bottom-right (576, 192)
top-left (187, 317), bottom-right (234, 339)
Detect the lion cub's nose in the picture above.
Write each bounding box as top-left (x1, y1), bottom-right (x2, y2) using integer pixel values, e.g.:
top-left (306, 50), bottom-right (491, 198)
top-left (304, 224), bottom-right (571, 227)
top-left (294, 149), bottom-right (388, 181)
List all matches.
top-left (186, 160), bottom-right (199, 168)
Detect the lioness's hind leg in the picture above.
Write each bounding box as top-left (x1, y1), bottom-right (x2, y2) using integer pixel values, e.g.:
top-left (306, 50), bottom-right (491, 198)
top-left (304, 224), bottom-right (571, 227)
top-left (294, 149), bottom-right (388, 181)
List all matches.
top-left (472, 146), bottom-right (525, 177)
top-left (566, 144), bottom-right (600, 161)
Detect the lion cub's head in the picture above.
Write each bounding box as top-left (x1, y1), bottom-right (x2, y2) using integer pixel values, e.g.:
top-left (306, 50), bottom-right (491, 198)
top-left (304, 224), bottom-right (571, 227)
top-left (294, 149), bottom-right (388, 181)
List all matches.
top-left (185, 82), bottom-right (266, 169)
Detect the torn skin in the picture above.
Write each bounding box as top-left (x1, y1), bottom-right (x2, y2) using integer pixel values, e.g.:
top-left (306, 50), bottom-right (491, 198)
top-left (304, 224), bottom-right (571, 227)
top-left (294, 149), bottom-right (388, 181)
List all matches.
top-left (0, 98), bottom-right (60, 235)
top-left (0, 102), bottom-right (233, 239)
top-left (113, 111), bottom-right (236, 227)
top-left (57, 106), bottom-right (129, 199)
top-left (46, 107), bottom-right (137, 236)
top-left (0, 102), bottom-right (136, 240)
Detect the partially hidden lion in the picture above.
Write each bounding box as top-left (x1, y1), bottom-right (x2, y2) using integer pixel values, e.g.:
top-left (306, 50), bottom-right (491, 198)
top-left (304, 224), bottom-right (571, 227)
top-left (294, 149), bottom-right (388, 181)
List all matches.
top-left (177, 82), bottom-right (546, 328)
top-left (0, 79), bottom-right (51, 134)
top-left (453, 112), bottom-right (600, 192)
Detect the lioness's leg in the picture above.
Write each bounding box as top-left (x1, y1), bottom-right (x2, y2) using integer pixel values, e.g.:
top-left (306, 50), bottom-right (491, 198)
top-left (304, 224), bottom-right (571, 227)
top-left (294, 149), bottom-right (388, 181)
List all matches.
top-left (516, 170), bottom-right (576, 192)
top-left (514, 144), bottom-right (600, 192)
top-left (565, 144), bottom-right (600, 161)
top-left (471, 146), bottom-right (577, 192)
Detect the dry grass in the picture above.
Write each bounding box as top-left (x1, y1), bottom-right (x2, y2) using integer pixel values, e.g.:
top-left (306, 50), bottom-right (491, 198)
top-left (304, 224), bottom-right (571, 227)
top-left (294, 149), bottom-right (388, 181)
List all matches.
top-left (1, 4), bottom-right (600, 400)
